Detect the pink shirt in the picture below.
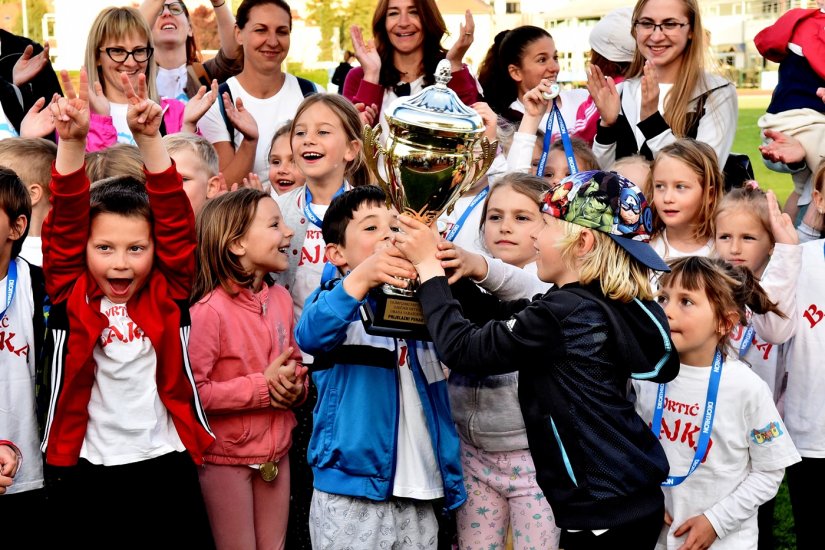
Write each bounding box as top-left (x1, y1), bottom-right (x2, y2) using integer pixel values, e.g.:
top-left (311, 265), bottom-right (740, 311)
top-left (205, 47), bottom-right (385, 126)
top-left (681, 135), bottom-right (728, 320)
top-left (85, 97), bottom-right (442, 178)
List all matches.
top-left (189, 283), bottom-right (303, 465)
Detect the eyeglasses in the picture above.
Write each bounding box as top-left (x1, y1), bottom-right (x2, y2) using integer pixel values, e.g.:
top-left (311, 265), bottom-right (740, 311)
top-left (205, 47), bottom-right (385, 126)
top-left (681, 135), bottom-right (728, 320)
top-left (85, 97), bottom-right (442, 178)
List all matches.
top-left (159, 2), bottom-right (185, 17)
top-left (100, 46), bottom-right (154, 63)
top-left (634, 20), bottom-right (689, 34)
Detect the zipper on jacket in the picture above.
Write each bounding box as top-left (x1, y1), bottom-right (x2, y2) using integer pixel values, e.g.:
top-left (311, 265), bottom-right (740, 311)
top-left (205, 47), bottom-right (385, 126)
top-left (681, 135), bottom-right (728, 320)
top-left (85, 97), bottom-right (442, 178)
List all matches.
top-left (549, 416), bottom-right (578, 487)
top-left (387, 341), bottom-right (401, 496)
top-left (411, 345), bottom-right (447, 504)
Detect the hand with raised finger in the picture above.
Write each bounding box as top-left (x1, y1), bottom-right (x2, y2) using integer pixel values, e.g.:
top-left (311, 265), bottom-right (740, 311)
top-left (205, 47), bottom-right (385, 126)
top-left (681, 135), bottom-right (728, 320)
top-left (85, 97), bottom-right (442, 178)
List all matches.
top-left (640, 60), bottom-right (661, 121)
top-left (52, 69), bottom-right (90, 142)
top-left (766, 190), bottom-right (799, 245)
top-left (446, 10), bottom-right (474, 72)
top-left (242, 172), bottom-right (264, 191)
top-left (183, 79), bottom-right (219, 130)
top-left (20, 95), bottom-right (57, 138)
top-left (13, 43), bottom-right (51, 87)
top-left (350, 25), bottom-right (381, 83)
top-left (223, 94), bottom-right (259, 142)
top-left (586, 63), bottom-right (620, 126)
top-left (123, 73), bottom-right (163, 138)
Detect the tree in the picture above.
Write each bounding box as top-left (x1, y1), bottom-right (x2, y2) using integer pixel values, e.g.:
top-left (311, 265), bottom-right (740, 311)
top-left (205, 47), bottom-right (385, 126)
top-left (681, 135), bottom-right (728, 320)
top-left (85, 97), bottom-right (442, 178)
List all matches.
top-left (337, 0), bottom-right (377, 52)
top-left (191, 5), bottom-right (220, 51)
top-left (307, 0), bottom-right (378, 62)
top-left (306, 0), bottom-right (337, 61)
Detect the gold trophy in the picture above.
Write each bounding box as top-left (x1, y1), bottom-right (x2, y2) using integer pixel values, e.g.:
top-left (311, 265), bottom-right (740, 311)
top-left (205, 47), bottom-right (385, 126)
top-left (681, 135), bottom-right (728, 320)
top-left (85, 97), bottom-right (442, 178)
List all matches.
top-left (360, 59), bottom-right (498, 340)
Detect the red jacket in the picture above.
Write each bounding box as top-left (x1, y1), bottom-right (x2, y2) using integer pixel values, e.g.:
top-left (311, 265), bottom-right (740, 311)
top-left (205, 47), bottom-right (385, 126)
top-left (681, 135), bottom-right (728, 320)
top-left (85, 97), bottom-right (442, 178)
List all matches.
top-left (755, 8), bottom-right (825, 80)
top-left (41, 163), bottom-right (214, 467)
top-left (342, 64), bottom-right (479, 115)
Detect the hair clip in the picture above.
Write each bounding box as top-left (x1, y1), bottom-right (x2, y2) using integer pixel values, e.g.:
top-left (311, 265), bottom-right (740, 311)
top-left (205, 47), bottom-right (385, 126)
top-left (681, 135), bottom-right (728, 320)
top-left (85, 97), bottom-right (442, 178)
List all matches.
top-left (744, 180), bottom-right (759, 190)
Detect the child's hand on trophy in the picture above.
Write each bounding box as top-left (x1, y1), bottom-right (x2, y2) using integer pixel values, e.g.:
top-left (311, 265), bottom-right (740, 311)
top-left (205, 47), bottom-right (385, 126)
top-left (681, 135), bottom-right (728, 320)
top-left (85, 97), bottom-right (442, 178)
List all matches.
top-left (436, 241), bottom-right (488, 284)
top-left (339, 245), bottom-right (417, 301)
top-left (395, 217), bottom-right (445, 282)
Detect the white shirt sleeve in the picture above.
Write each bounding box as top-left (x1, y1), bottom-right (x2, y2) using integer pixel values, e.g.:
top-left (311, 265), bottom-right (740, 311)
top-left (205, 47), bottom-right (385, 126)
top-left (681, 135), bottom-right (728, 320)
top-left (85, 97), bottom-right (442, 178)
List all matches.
top-left (751, 243), bottom-right (802, 344)
top-left (505, 132), bottom-right (539, 175)
top-left (474, 257), bottom-right (550, 300)
top-left (703, 468), bottom-right (784, 540)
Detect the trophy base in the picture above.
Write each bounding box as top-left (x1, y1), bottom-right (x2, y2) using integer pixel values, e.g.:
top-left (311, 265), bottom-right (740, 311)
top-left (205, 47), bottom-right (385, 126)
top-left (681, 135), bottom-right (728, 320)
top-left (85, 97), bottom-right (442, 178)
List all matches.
top-left (359, 288), bottom-right (432, 341)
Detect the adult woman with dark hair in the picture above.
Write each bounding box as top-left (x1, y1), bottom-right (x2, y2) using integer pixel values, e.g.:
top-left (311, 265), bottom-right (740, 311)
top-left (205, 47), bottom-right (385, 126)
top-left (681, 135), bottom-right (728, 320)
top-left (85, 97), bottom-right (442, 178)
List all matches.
top-left (140, 0), bottom-right (240, 101)
top-left (587, 0), bottom-right (737, 169)
top-left (197, 0), bottom-right (320, 189)
top-left (342, 0), bottom-right (477, 125)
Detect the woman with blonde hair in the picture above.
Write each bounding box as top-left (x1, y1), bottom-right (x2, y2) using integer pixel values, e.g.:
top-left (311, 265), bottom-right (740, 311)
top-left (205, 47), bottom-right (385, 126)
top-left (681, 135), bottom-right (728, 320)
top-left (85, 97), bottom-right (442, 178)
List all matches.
top-left (81, 6), bottom-right (216, 152)
top-left (587, 0), bottom-right (737, 169)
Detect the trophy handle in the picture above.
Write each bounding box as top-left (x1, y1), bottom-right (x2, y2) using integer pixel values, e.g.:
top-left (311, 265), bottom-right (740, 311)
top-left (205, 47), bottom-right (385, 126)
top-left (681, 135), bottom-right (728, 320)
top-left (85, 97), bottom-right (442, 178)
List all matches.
top-left (453, 137), bottom-right (498, 204)
top-left (363, 123), bottom-right (392, 189)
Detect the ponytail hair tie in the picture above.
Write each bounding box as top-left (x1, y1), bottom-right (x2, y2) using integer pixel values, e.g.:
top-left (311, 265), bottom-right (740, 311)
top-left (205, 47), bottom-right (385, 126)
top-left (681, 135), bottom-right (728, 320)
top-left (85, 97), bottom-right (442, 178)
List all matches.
top-left (744, 180), bottom-right (760, 190)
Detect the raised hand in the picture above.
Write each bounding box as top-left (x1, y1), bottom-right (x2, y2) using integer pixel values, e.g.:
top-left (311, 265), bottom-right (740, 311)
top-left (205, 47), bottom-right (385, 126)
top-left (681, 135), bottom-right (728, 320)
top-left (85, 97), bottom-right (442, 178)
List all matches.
top-left (183, 79), bottom-right (219, 132)
top-left (640, 60), bottom-right (661, 121)
top-left (471, 102), bottom-right (498, 142)
top-left (13, 43), bottom-right (51, 87)
top-left (766, 190), bottom-right (799, 245)
top-left (354, 102), bottom-right (378, 127)
top-left (222, 93), bottom-right (259, 142)
top-left (122, 73), bottom-right (163, 138)
top-left (51, 69), bottom-right (90, 142)
top-left (586, 63), bottom-right (620, 127)
top-left (241, 172), bottom-right (264, 191)
top-left (518, 79), bottom-right (553, 136)
top-left (88, 79), bottom-right (111, 116)
top-left (20, 94), bottom-right (58, 138)
top-left (350, 25), bottom-right (381, 83)
top-left (758, 129), bottom-right (806, 166)
top-left (446, 10), bottom-right (474, 72)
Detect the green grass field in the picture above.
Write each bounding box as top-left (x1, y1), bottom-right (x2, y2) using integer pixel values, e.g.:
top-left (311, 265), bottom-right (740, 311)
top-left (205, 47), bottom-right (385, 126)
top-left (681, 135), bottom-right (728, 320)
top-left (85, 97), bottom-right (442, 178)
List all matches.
top-left (732, 94), bottom-right (794, 206)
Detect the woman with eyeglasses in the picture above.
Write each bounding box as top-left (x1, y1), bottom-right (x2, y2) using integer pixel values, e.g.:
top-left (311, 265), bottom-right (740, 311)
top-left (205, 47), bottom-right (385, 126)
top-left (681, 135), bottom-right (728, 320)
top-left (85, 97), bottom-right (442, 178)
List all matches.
top-left (139, 0), bottom-right (240, 102)
top-left (587, 0), bottom-right (737, 169)
top-left (83, 6), bottom-right (216, 153)
top-left (343, 0), bottom-right (478, 128)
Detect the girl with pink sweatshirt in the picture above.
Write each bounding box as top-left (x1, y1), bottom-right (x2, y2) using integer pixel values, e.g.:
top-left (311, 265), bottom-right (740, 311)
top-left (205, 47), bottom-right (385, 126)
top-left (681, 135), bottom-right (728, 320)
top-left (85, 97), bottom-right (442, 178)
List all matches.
top-left (188, 188), bottom-right (308, 550)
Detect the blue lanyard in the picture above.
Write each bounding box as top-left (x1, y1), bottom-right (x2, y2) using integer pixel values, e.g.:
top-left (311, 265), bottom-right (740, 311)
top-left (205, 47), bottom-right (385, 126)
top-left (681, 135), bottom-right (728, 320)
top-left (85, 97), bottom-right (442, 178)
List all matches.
top-left (738, 325), bottom-right (755, 359)
top-left (445, 186), bottom-right (489, 242)
top-left (0, 260), bottom-right (18, 323)
top-left (536, 99), bottom-right (578, 179)
top-left (652, 349), bottom-right (723, 487)
top-left (304, 184), bottom-right (345, 228)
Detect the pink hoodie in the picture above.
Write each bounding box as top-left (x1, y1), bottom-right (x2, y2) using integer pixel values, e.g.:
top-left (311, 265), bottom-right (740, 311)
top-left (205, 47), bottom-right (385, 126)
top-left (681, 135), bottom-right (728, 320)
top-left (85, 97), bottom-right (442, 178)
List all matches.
top-left (189, 283), bottom-right (304, 465)
top-left (86, 97), bottom-right (186, 152)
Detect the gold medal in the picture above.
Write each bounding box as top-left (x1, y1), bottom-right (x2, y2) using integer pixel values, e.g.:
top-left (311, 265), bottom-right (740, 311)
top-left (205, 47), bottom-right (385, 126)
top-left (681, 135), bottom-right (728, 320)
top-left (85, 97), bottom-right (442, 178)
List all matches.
top-left (260, 461), bottom-right (278, 482)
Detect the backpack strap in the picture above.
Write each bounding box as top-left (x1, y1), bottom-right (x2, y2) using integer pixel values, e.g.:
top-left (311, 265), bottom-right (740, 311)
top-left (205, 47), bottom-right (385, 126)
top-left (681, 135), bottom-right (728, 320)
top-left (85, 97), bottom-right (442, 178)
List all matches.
top-left (217, 81), bottom-right (236, 148)
top-left (296, 76), bottom-right (317, 97)
top-left (188, 61), bottom-right (211, 88)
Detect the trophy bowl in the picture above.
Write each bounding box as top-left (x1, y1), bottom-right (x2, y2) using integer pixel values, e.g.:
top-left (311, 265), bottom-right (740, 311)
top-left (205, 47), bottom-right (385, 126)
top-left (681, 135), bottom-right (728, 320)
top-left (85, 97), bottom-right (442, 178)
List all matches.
top-left (360, 59), bottom-right (498, 340)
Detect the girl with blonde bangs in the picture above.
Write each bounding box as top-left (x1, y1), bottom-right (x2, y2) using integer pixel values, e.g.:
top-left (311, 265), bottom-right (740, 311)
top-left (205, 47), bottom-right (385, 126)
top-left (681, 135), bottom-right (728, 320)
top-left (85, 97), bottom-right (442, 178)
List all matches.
top-left (82, 6), bottom-right (216, 152)
top-left (649, 139), bottom-right (723, 260)
top-left (587, 0), bottom-right (737, 170)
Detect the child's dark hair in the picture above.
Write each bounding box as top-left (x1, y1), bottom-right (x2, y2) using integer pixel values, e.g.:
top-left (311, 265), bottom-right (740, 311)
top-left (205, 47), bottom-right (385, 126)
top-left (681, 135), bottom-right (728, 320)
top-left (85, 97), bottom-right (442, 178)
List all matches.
top-left (477, 26), bottom-right (553, 114)
top-left (0, 167), bottom-right (31, 259)
top-left (322, 185), bottom-right (387, 246)
top-left (660, 256), bottom-right (787, 348)
top-left (192, 188), bottom-right (271, 303)
top-left (89, 176), bottom-right (152, 223)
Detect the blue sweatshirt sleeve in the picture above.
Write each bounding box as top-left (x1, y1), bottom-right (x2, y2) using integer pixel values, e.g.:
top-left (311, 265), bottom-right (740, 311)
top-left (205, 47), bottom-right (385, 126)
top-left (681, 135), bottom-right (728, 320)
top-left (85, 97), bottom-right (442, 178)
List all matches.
top-left (295, 280), bottom-right (363, 356)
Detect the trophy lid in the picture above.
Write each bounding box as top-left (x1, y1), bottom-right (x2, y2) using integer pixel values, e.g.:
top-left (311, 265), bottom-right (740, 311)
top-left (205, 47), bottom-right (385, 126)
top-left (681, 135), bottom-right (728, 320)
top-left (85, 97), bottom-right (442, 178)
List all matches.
top-left (385, 59), bottom-right (484, 136)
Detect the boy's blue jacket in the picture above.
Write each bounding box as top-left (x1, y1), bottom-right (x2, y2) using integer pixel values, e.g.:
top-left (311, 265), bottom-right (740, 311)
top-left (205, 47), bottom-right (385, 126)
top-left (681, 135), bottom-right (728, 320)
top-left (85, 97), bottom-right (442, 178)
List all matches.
top-left (295, 279), bottom-right (466, 510)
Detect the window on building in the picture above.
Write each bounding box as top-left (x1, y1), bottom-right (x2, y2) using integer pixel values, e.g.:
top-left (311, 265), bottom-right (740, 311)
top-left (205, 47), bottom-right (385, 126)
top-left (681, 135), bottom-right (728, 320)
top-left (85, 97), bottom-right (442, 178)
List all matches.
top-left (505, 2), bottom-right (520, 14)
top-left (761, 1), bottom-right (779, 14)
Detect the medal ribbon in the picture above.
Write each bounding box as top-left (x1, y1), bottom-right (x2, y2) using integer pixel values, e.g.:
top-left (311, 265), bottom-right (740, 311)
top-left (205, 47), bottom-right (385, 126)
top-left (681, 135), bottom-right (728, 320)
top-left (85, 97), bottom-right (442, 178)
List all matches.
top-left (445, 186), bottom-right (489, 242)
top-left (303, 184), bottom-right (345, 229)
top-left (536, 99), bottom-right (578, 179)
top-left (652, 349), bottom-right (723, 487)
top-left (0, 260), bottom-right (17, 323)
top-left (738, 324), bottom-right (755, 359)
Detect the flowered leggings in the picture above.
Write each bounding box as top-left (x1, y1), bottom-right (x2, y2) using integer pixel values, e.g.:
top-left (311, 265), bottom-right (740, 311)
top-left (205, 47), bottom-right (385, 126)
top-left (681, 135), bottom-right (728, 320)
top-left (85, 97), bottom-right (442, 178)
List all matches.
top-left (456, 440), bottom-right (561, 550)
